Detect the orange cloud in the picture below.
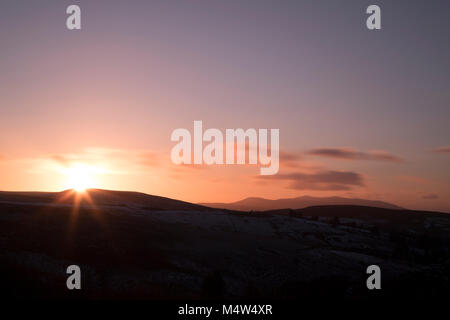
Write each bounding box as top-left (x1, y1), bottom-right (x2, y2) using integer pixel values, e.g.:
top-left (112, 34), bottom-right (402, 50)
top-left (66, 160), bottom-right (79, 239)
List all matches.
top-left (48, 148), bottom-right (163, 171)
top-left (138, 152), bottom-right (160, 167)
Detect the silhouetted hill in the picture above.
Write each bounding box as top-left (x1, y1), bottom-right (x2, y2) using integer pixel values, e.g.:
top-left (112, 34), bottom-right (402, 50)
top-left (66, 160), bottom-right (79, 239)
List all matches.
top-left (0, 189), bottom-right (449, 300)
top-left (0, 189), bottom-right (211, 211)
top-left (200, 195), bottom-right (402, 211)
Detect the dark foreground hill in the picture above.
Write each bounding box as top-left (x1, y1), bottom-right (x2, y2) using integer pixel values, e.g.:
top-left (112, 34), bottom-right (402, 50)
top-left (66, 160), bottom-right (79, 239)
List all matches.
top-left (0, 189), bottom-right (210, 211)
top-left (0, 189), bottom-right (449, 300)
top-left (200, 195), bottom-right (402, 211)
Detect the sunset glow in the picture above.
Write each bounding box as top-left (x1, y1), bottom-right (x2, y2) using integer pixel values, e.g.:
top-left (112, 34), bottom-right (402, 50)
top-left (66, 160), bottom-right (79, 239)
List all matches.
top-left (0, 1), bottom-right (449, 213)
top-left (64, 164), bottom-right (98, 192)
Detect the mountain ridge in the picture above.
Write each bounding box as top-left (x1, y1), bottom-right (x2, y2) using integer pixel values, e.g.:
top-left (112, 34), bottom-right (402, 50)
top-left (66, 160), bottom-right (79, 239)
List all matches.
top-left (0, 189), bottom-right (407, 212)
top-left (200, 195), bottom-right (403, 211)
top-left (0, 189), bottom-right (211, 212)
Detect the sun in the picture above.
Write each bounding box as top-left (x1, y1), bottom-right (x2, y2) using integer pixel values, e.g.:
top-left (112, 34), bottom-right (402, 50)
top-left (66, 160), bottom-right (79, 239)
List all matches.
top-left (64, 163), bottom-right (98, 192)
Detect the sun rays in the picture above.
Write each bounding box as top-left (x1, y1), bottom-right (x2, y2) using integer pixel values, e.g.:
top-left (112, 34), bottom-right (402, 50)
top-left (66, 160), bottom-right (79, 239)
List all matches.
top-left (52, 188), bottom-right (108, 240)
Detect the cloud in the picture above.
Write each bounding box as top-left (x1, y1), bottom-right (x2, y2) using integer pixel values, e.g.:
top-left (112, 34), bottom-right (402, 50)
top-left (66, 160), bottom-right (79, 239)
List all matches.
top-left (396, 175), bottom-right (430, 185)
top-left (47, 148), bottom-right (164, 175)
top-left (171, 163), bottom-right (209, 171)
top-left (259, 170), bottom-right (364, 191)
top-left (138, 152), bottom-right (159, 167)
top-left (279, 151), bottom-right (303, 168)
top-left (278, 150), bottom-right (325, 172)
top-left (433, 146), bottom-right (450, 154)
top-left (50, 155), bottom-right (70, 167)
top-left (306, 147), bottom-right (403, 162)
top-left (422, 193), bottom-right (439, 200)
top-left (279, 151), bottom-right (302, 162)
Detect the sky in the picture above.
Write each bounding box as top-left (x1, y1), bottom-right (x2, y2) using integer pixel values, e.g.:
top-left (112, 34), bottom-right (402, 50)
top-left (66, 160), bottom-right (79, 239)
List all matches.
top-left (0, 0), bottom-right (449, 212)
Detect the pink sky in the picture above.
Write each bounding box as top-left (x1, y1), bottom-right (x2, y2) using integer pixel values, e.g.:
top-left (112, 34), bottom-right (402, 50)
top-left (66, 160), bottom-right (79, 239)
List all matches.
top-left (1, 1), bottom-right (449, 212)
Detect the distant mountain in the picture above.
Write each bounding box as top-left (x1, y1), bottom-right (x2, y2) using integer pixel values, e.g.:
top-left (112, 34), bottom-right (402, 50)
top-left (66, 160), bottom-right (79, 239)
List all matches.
top-left (0, 190), bottom-right (403, 212)
top-left (200, 195), bottom-right (403, 211)
top-left (0, 189), bottom-right (211, 212)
